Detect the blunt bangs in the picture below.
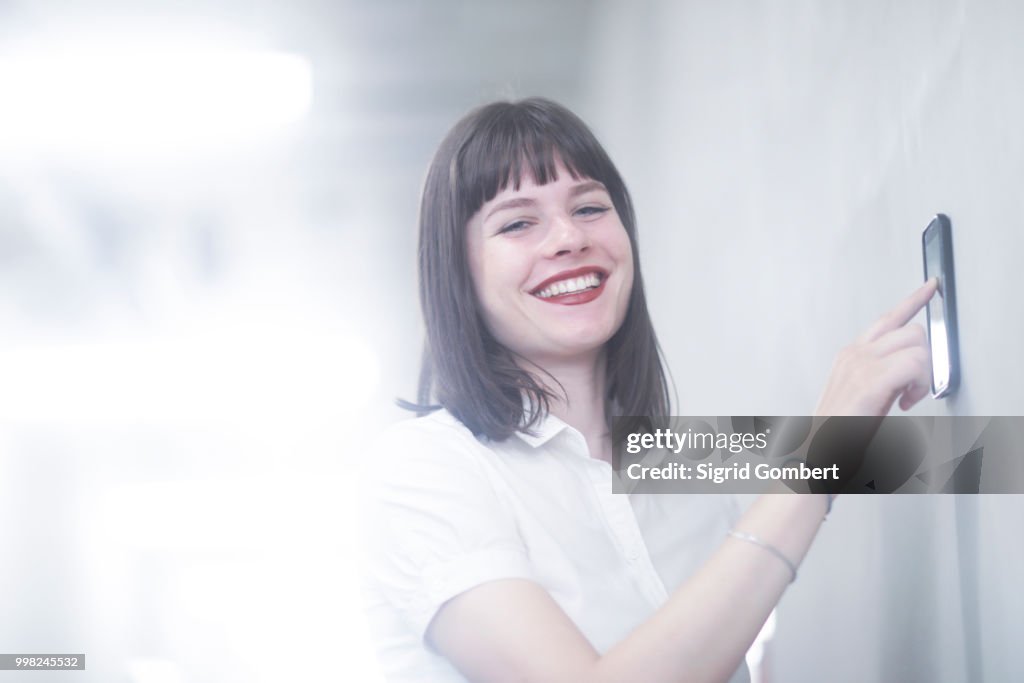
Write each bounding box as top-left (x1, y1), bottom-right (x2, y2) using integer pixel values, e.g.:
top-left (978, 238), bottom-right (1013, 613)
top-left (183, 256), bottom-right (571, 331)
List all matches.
top-left (453, 102), bottom-right (625, 229)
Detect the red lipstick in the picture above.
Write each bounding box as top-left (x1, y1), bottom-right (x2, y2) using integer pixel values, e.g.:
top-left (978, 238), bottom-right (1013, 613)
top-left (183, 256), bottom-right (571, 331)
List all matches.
top-left (530, 267), bottom-right (608, 306)
top-left (531, 267), bottom-right (606, 293)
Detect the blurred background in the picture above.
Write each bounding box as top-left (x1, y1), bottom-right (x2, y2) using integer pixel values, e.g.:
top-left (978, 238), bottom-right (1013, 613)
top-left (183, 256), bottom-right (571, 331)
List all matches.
top-left (1, 1), bottom-right (1021, 681)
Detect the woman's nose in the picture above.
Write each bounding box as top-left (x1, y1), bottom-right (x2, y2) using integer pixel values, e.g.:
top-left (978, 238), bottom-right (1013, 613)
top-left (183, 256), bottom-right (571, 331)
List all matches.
top-left (544, 213), bottom-right (590, 257)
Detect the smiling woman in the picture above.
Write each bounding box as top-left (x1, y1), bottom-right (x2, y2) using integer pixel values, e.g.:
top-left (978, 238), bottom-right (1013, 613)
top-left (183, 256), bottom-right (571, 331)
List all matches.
top-left (359, 98), bottom-right (937, 683)
top-left (405, 100), bottom-right (669, 447)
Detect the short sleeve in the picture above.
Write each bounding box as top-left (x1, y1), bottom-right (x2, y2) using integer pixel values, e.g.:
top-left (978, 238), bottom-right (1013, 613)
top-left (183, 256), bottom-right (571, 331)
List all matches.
top-left (358, 415), bottom-right (534, 641)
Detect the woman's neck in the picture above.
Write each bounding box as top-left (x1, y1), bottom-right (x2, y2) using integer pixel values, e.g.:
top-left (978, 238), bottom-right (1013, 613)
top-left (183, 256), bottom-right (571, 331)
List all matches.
top-left (527, 350), bottom-right (612, 462)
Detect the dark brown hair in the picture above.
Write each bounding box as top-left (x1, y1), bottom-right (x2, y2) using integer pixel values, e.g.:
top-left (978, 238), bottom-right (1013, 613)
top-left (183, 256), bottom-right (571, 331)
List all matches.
top-left (410, 97), bottom-right (671, 440)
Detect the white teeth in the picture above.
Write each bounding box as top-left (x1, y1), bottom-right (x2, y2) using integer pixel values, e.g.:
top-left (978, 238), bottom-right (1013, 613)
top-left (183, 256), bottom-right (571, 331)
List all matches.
top-left (535, 272), bottom-right (603, 298)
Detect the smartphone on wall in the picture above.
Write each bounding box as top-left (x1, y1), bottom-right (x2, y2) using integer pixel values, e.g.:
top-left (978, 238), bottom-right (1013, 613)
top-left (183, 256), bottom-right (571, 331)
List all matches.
top-left (921, 214), bottom-right (960, 397)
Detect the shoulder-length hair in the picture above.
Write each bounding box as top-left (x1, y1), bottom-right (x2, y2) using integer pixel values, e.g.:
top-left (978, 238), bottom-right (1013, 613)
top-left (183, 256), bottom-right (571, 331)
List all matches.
top-left (410, 97), bottom-right (671, 441)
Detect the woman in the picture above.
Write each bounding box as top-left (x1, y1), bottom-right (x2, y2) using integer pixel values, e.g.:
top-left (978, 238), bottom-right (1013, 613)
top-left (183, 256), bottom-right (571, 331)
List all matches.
top-left (360, 98), bottom-right (936, 682)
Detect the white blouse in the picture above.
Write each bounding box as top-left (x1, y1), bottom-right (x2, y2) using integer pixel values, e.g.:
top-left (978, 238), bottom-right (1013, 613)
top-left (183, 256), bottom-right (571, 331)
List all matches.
top-left (359, 408), bottom-right (751, 682)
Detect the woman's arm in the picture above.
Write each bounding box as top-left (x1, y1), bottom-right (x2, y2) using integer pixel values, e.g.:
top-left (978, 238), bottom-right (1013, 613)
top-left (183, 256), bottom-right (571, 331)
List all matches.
top-left (428, 494), bottom-right (824, 683)
top-left (427, 280), bottom-right (938, 682)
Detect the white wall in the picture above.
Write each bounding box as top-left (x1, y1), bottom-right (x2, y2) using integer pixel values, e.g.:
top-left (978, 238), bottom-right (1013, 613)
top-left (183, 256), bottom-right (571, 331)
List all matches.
top-left (585, 1), bottom-right (1024, 680)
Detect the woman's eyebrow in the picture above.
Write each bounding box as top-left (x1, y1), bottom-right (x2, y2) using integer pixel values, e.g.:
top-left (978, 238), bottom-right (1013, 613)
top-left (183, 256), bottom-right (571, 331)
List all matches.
top-left (569, 180), bottom-right (608, 197)
top-left (484, 197), bottom-right (536, 221)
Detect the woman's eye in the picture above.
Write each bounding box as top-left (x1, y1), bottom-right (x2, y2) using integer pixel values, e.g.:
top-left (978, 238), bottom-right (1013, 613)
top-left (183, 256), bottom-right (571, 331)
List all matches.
top-left (575, 205), bottom-right (610, 218)
top-left (497, 220), bottom-right (530, 234)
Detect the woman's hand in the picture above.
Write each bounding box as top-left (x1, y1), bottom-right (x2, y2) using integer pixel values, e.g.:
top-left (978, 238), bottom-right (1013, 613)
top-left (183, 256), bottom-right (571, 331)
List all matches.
top-left (814, 278), bottom-right (939, 417)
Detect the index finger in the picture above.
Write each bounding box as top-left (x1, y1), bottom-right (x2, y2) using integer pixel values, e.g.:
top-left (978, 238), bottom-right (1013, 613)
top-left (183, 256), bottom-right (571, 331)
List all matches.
top-left (858, 277), bottom-right (939, 343)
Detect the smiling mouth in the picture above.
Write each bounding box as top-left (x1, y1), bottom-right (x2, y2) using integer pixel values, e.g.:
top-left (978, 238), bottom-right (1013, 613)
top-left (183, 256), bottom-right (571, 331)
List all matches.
top-left (530, 268), bottom-right (607, 302)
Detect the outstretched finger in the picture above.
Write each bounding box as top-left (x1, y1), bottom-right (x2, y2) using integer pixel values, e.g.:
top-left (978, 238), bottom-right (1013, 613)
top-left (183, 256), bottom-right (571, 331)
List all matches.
top-left (858, 278), bottom-right (938, 344)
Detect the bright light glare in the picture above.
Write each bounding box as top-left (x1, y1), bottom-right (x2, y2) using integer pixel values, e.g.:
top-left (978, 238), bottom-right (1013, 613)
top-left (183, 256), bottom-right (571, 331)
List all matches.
top-left (95, 477), bottom-right (386, 682)
top-left (125, 659), bottom-right (186, 683)
top-left (0, 328), bottom-right (378, 430)
top-left (0, 49), bottom-right (312, 159)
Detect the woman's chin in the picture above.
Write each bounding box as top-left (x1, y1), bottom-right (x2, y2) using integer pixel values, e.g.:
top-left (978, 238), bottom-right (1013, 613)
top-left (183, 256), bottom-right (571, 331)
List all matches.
top-left (525, 332), bottom-right (616, 364)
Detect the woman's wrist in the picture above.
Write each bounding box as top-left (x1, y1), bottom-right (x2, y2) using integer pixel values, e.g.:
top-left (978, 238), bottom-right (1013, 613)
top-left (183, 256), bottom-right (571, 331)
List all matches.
top-left (736, 494), bottom-right (827, 575)
top-left (726, 529), bottom-right (799, 582)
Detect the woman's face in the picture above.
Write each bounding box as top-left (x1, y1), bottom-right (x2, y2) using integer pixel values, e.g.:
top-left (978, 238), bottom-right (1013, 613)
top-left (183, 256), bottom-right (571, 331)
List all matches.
top-left (465, 162), bottom-right (634, 366)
